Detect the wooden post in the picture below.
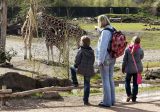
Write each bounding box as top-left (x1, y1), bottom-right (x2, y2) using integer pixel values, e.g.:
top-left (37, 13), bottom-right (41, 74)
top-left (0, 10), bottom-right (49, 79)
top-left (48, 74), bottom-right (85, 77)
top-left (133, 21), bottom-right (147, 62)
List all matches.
top-left (0, 0), bottom-right (7, 56)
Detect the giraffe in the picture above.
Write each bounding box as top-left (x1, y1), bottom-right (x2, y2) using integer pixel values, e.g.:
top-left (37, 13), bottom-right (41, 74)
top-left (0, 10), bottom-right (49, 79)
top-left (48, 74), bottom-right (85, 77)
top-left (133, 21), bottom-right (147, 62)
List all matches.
top-left (36, 12), bottom-right (87, 64)
top-left (21, 14), bottom-right (34, 60)
top-left (21, 6), bottom-right (38, 60)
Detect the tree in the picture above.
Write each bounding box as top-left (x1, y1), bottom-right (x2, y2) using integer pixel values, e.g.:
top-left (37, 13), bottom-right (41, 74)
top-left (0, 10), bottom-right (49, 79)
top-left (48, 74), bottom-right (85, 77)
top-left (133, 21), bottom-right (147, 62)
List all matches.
top-left (0, 0), bottom-right (7, 63)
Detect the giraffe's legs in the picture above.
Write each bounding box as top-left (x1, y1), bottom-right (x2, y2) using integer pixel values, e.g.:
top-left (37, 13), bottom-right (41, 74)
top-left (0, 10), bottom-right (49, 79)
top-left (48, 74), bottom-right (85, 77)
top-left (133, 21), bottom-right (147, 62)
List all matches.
top-left (58, 50), bottom-right (62, 63)
top-left (62, 42), bottom-right (67, 63)
top-left (28, 38), bottom-right (32, 60)
top-left (23, 29), bottom-right (29, 60)
top-left (24, 37), bottom-right (27, 60)
top-left (50, 45), bottom-right (54, 63)
top-left (46, 44), bottom-right (50, 65)
top-left (59, 46), bottom-right (64, 63)
top-left (28, 25), bottom-right (32, 60)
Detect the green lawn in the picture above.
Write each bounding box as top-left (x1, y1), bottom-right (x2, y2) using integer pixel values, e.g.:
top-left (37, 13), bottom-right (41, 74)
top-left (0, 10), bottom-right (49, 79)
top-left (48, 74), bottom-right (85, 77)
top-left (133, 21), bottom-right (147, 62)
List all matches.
top-left (112, 23), bottom-right (146, 31)
top-left (80, 23), bottom-right (160, 31)
top-left (80, 23), bottom-right (160, 50)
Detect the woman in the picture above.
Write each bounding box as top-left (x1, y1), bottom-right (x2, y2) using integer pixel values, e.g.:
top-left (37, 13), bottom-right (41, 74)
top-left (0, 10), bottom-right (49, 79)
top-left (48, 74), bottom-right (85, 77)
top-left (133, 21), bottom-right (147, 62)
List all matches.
top-left (96, 15), bottom-right (116, 107)
top-left (122, 36), bottom-right (144, 102)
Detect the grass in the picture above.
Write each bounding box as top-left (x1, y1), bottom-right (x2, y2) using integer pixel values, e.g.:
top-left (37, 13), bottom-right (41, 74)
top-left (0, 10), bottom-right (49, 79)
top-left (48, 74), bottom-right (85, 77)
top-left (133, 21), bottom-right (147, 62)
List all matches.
top-left (116, 85), bottom-right (160, 94)
top-left (80, 23), bottom-right (160, 31)
top-left (60, 85), bottom-right (160, 97)
top-left (141, 32), bottom-right (160, 50)
top-left (80, 22), bottom-right (160, 50)
top-left (143, 61), bottom-right (160, 68)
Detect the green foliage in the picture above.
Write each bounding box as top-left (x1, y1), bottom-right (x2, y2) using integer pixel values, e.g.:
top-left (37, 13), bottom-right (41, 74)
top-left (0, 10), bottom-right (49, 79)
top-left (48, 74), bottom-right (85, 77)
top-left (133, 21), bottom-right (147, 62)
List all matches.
top-left (31, 92), bottom-right (43, 98)
top-left (0, 48), bottom-right (17, 63)
top-left (7, 0), bottom-right (157, 7)
top-left (0, 50), bottom-right (6, 63)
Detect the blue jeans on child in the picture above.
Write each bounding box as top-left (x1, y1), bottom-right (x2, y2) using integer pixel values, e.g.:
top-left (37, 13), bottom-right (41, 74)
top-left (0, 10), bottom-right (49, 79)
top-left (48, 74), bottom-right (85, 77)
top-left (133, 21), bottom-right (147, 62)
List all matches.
top-left (70, 66), bottom-right (91, 103)
top-left (125, 73), bottom-right (138, 100)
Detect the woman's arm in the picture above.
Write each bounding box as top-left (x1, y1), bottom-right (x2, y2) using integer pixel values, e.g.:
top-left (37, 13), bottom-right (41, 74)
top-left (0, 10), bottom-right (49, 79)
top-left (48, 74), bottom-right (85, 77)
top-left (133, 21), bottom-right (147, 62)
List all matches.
top-left (98, 30), bottom-right (112, 64)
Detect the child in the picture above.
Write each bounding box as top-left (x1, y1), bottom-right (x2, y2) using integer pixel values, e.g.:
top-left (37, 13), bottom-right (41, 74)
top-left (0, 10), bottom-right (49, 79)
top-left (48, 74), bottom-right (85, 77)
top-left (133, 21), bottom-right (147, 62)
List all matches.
top-left (122, 36), bottom-right (144, 102)
top-left (70, 35), bottom-right (95, 105)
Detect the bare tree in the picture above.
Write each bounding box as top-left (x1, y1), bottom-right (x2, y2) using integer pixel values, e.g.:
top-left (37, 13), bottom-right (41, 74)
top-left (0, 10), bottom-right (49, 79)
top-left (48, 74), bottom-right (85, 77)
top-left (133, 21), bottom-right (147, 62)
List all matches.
top-left (0, 0), bottom-right (7, 63)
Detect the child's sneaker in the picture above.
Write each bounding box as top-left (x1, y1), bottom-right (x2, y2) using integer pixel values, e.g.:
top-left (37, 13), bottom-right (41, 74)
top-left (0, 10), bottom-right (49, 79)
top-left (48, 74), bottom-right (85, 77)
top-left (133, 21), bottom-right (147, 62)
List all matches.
top-left (84, 102), bottom-right (91, 106)
top-left (72, 84), bottom-right (79, 87)
top-left (126, 95), bottom-right (132, 102)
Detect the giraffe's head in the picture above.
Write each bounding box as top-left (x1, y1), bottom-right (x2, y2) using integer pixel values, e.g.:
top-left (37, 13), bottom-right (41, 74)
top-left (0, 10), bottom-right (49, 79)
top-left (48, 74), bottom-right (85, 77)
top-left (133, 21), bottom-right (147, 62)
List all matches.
top-left (67, 24), bottom-right (87, 48)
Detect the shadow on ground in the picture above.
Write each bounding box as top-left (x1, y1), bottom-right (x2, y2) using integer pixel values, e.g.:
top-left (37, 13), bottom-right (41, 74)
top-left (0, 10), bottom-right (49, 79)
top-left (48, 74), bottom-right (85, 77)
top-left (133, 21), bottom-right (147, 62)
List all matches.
top-left (1, 98), bottom-right (159, 112)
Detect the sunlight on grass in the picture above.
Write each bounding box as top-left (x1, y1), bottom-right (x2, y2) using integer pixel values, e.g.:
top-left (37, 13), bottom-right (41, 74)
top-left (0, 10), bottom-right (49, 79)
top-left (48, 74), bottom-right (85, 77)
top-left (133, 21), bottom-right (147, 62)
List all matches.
top-left (80, 23), bottom-right (160, 31)
top-left (112, 23), bottom-right (145, 31)
top-left (82, 22), bottom-right (160, 50)
top-left (144, 61), bottom-right (160, 68)
top-left (60, 86), bottom-right (160, 97)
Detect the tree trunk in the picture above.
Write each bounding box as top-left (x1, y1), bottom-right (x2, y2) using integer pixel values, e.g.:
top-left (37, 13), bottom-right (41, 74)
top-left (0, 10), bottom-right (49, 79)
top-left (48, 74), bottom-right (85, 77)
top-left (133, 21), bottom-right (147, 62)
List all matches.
top-left (4, 85), bottom-right (101, 98)
top-left (0, 0), bottom-right (7, 63)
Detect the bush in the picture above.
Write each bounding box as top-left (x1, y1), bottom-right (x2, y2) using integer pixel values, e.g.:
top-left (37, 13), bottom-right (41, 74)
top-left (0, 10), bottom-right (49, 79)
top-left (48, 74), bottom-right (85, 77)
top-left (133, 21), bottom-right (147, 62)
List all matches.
top-left (0, 48), bottom-right (17, 63)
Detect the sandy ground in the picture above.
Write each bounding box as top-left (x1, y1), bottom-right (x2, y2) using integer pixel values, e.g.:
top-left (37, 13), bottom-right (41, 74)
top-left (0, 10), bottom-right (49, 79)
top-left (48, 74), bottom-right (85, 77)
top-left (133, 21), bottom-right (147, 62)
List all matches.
top-left (0, 36), bottom-right (160, 112)
top-left (0, 91), bottom-right (160, 112)
top-left (2, 36), bottom-right (160, 77)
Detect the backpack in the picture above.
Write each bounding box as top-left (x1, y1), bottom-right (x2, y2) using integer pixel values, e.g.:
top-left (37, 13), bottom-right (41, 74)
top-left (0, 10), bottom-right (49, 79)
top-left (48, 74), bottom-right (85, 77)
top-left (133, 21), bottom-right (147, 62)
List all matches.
top-left (101, 28), bottom-right (127, 58)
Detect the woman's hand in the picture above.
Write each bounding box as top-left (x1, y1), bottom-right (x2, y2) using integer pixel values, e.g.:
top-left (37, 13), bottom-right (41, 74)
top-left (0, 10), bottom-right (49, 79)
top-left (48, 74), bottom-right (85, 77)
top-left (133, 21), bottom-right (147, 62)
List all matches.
top-left (98, 62), bottom-right (104, 67)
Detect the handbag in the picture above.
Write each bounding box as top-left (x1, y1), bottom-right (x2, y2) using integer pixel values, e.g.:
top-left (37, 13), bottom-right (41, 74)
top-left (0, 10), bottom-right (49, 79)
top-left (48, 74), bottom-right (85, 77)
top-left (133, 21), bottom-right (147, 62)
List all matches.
top-left (131, 53), bottom-right (142, 84)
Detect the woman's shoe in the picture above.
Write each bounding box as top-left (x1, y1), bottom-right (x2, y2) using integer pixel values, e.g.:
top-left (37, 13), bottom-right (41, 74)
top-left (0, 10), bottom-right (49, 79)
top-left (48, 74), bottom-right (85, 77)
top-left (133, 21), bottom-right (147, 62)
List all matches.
top-left (98, 102), bottom-right (110, 107)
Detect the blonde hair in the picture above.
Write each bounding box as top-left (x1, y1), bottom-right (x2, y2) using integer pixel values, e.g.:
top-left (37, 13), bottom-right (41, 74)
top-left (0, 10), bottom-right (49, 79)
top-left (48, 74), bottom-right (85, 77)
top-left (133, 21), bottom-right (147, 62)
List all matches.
top-left (80, 35), bottom-right (90, 46)
top-left (132, 36), bottom-right (141, 44)
top-left (98, 15), bottom-right (110, 28)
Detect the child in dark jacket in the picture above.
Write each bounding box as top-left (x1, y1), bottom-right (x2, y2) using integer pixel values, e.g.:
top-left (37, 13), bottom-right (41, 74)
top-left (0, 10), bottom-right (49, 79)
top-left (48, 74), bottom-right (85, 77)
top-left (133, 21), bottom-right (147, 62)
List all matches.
top-left (70, 35), bottom-right (95, 105)
top-left (122, 36), bottom-right (144, 102)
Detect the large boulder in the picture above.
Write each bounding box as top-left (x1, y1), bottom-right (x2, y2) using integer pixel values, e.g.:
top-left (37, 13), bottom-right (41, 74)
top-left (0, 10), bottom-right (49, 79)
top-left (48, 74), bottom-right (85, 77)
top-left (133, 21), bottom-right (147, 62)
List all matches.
top-left (0, 72), bottom-right (40, 92)
top-left (0, 72), bottom-right (72, 92)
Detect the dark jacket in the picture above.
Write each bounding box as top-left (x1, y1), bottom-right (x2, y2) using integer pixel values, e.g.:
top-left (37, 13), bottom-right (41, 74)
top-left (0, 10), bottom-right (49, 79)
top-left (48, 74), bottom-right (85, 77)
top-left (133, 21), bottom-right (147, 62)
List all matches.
top-left (74, 46), bottom-right (95, 77)
top-left (122, 47), bottom-right (144, 74)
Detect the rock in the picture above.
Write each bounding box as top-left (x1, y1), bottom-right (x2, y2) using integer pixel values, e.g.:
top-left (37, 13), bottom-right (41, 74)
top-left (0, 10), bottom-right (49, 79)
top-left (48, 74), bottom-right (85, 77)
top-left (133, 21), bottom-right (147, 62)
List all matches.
top-left (0, 72), bottom-right (72, 92)
top-left (42, 91), bottom-right (63, 100)
top-left (145, 69), bottom-right (160, 80)
top-left (0, 72), bottom-right (40, 92)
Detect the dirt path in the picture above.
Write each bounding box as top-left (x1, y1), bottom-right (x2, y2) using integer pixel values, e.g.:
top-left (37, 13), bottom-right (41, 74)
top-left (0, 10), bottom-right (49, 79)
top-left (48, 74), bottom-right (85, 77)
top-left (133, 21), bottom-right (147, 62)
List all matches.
top-left (0, 91), bottom-right (160, 112)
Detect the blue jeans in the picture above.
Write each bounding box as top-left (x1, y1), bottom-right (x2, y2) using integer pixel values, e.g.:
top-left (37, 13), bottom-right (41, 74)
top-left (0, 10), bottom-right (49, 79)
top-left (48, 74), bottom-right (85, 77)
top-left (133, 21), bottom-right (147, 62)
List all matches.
top-left (70, 67), bottom-right (91, 103)
top-left (125, 73), bottom-right (138, 100)
top-left (100, 59), bottom-right (115, 106)
top-left (70, 67), bottom-right (78, 85)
